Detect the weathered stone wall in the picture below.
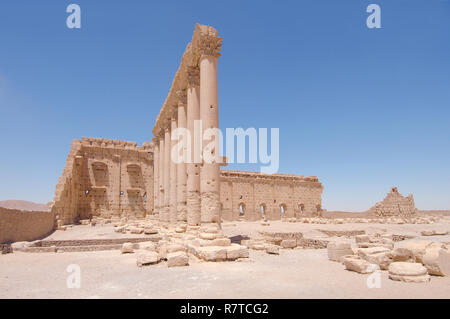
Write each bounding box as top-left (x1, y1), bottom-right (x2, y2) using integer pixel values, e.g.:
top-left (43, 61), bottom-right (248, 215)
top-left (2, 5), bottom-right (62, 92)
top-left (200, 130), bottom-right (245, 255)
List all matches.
top-left (51, 137), bottom-right (154, 225)
top-left (0, 207), bottom-right (55, 243)
top-left (220, 170), bottom-right (324, 221)
top-left (52, 138), bottom-right (323, 224)
top-left (367, 187), bottom-right (417, 217)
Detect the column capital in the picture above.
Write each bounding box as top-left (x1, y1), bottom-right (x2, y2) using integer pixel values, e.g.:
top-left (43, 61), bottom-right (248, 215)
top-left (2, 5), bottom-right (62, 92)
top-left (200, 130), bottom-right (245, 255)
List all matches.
top-left (186, 66), bottom-right (200, 88)
top-left (168, 105), bottom-right (178, 121)
top-left (154, 125), bottom-right (164, 139)
top-left (197, 34), bottom-right (222, 59)
top-left (176, 90), bottom-right (187, 106)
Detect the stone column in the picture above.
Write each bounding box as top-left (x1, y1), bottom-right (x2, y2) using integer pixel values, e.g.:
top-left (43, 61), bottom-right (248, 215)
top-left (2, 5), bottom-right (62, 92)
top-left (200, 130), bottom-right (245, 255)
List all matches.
top-left (163, 125), bottom-right (170, 223)
top-left (176, 91), bottom-right (187, 223)
top-left (198, 34), bottom-right (222, 224)
top-left (152, 138), bottom-right (159, 215)
top-left (169, 111), bottom-right (178, 224)
top-left (158, 136), bottom-right (165, 221)
top-left (186, 67), bottom-right (201, 226)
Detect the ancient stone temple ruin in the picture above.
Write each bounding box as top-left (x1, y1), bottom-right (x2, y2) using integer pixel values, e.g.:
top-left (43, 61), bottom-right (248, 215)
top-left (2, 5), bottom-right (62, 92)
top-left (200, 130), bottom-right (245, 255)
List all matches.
top-left (368, 187), bottom-right (417, 217)
top-left (52, 137), bottom-right (323, 225)
top-left (51, 24), bottom-right (324, 226)
top-left (52, 138), bottom-right (154, 225)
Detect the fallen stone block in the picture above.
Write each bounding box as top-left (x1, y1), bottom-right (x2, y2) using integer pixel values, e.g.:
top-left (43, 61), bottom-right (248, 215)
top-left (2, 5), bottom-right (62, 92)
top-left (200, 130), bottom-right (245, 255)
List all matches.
top-left (226, 244), bottom-right (249, 260)
top-left (144, 228), bottom-right (158, 235)
top-left (167, 252), bottom-right (189, 267)
top-left (388, 262), bottom-right (430, 283)
top-left (130, 227), bottom-right (144, 234)
top-left (421, 230), bottom-right (449, 236)
top-left (422, 247), bottom-right (450, 276)
top-left (251, 244), bottom-right (267, 251)
top-left (136, 251), bottom-right (159, 267)
top-left (211, 238), bottom-right (231, 246)
top-left (196, 246), bottom-right (227, 262)
top-left (281, 239), bottom-right (297, 249)
top-left (114, 225), bottom-right (127, 233)
top-left (265, 237), bottom-right (283, 246)
top-left (121, 243), bottom-right (134, 254)
top-left (327, 242), bottom-right (353, 262)
top-left (265, 245), bottom-right (280, 255)
top-left (391, 247), bottom-right (415, 262)
top-left (395, 240), bottom-right (441, 263)
top-left (357, 247), bottom-right (392, 270)
top-left (342, 255), bottom-right (377, 274)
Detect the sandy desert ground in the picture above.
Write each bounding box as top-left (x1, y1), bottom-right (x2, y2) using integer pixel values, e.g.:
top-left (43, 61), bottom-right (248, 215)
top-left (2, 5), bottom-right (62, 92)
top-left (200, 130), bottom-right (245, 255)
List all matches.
top-left (1, 218), bottom-right (450, 299)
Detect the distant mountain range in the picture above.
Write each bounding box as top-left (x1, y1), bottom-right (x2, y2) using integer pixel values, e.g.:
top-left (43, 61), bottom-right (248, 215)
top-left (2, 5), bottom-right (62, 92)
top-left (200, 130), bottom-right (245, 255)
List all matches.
top-left (0, 200), bottom-right (50, 212)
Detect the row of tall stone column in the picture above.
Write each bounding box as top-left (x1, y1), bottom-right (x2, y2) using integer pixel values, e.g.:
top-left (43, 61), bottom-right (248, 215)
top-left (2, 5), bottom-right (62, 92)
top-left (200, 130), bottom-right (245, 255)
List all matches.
top-left (152, 50), bottom-right (221, 227)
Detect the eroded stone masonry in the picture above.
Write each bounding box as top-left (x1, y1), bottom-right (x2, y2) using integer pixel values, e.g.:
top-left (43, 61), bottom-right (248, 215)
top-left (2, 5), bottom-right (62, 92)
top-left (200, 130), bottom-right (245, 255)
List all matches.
top-left (52, 138), bottom-right (154, 225)
top-left (367, 187), bottom-right (417, 218)
top-left (51, 24), bottom-right (323, 227)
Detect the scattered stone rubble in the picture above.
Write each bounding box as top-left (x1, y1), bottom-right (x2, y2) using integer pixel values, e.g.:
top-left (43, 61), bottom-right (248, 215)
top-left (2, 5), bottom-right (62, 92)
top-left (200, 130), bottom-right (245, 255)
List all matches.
top-left (112, 220), bottom-right (251, 267)
top-left (328, 232), bottom-right (450, 282)
top-left (286, 216), bottom-right (439, 225)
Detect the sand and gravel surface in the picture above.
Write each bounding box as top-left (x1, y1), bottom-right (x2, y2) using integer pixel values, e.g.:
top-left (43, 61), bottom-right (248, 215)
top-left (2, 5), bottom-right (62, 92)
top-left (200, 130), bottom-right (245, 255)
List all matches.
top-left (1, 219), bottom-right (450, 299)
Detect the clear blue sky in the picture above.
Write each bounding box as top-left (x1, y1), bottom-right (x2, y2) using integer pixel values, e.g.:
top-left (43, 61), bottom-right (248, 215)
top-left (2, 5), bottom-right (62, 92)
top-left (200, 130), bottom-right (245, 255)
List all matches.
top-left (0, 0), bottom-right (449, 211)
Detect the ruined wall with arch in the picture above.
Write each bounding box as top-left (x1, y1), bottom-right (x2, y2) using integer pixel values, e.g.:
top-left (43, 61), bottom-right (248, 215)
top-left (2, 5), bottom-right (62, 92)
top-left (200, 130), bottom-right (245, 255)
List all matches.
top-left (219, 170), bottom-right (323, 221)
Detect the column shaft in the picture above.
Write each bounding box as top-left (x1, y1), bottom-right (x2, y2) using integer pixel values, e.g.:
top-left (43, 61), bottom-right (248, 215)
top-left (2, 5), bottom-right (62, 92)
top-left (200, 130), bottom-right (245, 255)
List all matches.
top-left (169, 116), bottom-right (178, 224)
top-left (199, 55), bottom-right (221, 223)
top-left (163, 128), bottom-right (170, 223)
top-left (153, 141), bottom-right (159, 215)
top-left (158, 138), bottom-right (165, 221)
top-left (177, 101), bottom-right (187, 222)
top-left (187, 82), bottom-right (201, 226)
